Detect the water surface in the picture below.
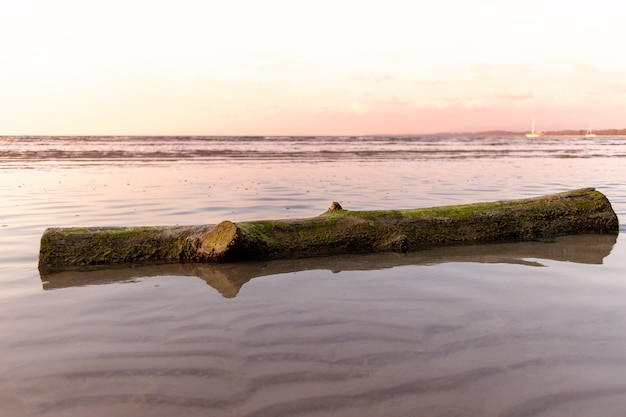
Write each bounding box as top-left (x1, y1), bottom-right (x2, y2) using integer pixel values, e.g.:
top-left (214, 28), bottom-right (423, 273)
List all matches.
top-left (1, 135), bottom-right (625, 416)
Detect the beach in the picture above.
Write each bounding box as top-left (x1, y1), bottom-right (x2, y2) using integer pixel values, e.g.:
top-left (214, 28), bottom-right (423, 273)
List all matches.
top-left (1, 135), bottom-right (626, 416)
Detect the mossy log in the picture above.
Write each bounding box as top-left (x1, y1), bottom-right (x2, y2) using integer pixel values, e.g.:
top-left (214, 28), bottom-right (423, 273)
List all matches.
top-left (38, 188), bottom-right (619, 269)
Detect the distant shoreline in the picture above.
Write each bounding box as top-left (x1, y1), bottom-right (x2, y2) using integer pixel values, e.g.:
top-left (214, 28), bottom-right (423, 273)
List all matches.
top-left (434, 129), bottom-right (626, 137)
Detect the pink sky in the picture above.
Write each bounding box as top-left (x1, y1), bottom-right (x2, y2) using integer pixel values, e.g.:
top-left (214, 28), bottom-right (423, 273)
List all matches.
top-left (1, 0), bottom-right (625, 135)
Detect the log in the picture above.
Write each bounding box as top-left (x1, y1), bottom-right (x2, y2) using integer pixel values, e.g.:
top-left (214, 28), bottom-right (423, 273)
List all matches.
top-left (38, 188), bottom-right (619, 269)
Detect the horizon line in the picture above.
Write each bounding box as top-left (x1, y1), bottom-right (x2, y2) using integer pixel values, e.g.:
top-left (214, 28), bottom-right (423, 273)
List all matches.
top-left (3, 128), bottom-right (626, 138)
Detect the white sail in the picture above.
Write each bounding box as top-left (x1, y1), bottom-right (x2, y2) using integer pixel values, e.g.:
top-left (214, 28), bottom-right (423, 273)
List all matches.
top-left (526, 117), bottom-right (541, 138)
top-left (585, 123), bottom-right (596, 137)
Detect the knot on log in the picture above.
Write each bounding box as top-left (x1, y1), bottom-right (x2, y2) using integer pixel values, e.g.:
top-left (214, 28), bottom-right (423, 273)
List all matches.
top-left (389, 235), bottom-right (409, 252)
top-left (378, 234), bottom-right (408, 253)
top-left (327, 202), bottom-right (343, 212)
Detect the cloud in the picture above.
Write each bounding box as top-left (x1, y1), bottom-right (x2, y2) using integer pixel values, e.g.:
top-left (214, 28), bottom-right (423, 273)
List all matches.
top-left (415, 78), bottom-right (445, 85)
top-left (351, 74), bottom-right (394, 83)
top-left (489, 85), bottom-right (534, 100)
top-left (252, 54), bottom-right (303, 72)
top-left (433, 97), bottom-right (486, 110)
top-left (348, 102), bottom-right (369, 114)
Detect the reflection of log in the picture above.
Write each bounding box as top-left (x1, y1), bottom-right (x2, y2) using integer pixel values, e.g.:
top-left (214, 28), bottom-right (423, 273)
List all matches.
top-left (38, 188), bottom-right (619, 269)
top-left (41, 263), bottom-right (251, 299)
top-left (40, 233), bottom-right (619, 298)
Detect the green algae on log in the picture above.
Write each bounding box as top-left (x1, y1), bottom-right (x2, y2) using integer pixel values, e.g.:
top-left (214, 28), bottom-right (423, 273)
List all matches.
top-left (38, 188), bottom-right (619, 269)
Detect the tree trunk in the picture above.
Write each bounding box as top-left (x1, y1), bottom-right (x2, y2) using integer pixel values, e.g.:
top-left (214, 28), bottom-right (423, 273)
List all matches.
top-left (38, 188), bottom-right (619, 269)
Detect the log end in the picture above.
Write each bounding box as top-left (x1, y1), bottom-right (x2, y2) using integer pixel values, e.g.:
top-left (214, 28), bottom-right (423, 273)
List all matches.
top-left (39, 228), bottom-right (67, 269)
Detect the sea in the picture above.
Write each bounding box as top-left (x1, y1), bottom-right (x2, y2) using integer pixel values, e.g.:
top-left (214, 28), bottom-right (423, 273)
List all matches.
top-left (1, 135), bottom-right (626, 416)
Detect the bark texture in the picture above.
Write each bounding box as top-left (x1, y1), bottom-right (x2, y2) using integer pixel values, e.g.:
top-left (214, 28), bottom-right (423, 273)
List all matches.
top-left (38, 188), bottom-right (619, 269)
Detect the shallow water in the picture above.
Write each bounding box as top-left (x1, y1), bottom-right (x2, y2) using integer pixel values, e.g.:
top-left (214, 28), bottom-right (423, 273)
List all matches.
top-left (1, 135), bottom-right (626, 416)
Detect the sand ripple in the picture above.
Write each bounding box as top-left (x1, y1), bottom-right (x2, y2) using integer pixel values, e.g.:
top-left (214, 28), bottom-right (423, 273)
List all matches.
top-left (4, 265), bottom-right (626, 416)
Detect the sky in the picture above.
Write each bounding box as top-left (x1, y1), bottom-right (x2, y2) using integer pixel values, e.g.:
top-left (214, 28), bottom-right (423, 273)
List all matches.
top-left (1, 0), bottom-right (625, 135)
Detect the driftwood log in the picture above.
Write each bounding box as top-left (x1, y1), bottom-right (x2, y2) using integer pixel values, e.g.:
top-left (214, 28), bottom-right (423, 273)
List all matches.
top-left (38, 188), bottom-right (619, 269)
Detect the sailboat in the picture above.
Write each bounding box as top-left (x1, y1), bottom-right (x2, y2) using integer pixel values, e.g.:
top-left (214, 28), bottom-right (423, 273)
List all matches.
top-left (525, 117), bottom-right (542, 138)
top-left (585, 123), bottom-right (596, 137)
